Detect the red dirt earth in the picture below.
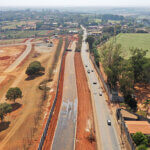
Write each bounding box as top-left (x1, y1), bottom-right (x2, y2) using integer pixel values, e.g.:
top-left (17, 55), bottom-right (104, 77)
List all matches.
top-left (74, 52), bottom-right (96, 150)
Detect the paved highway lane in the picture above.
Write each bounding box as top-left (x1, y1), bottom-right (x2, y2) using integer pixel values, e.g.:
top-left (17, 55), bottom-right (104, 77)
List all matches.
top-left (51, 41), bottom-right (77, 150)
top-left (81, 26), bottom-right (121, 150)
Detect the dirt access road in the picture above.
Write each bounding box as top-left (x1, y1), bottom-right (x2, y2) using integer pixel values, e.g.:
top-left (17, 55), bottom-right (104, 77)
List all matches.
top-left (51, 41), bottom-right (78, 150)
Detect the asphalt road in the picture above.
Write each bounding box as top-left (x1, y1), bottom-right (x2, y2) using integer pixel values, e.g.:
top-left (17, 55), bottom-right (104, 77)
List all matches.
top-left (81, 26), bottom-right (121, 150)
top-left (51, 41), bottom-right (78, 150)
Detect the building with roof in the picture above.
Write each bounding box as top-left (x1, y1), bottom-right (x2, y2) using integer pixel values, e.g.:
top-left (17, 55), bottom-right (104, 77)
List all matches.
top-left (125, 121), bottom-right (150, 135)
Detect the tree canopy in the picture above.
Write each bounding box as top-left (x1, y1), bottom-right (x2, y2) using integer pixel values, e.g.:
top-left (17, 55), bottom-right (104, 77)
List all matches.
top-left (0, 103), bottom-right (12, 121)
top-left (6, 87), bottom-right (22, 102)
top-left (26, 61), bottom-right (45, 76)
top-left (132, 132), bottom-right (148, 146)
top-left (86, 36), bottom-right (95, 49)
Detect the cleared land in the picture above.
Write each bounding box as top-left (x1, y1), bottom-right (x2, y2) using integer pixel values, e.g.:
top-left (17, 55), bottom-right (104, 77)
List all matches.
top-left (74, 52), bottom-right (96, 150)
top-left (114, 33), bottom-right (150, 58)
top-left (0, 38), bottom-right (62, 150)
top-left (0, 39), bottom-right (28, 45)
top-left (0, 45), bottom-right (26, 72)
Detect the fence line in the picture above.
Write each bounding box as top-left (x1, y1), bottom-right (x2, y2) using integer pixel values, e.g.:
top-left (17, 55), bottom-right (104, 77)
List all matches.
top-left (89, 55), bottom-right (112, 101)
top-left (117, 109), bottom-right (136, 150)
top-left (38, 39), bottom-right (69, 150)
top-left (90, 54), bottom-right (135, 150)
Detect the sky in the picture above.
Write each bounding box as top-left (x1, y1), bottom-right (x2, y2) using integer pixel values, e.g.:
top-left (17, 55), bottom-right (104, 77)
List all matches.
top-left (0, 0), bottom-right (150, 7)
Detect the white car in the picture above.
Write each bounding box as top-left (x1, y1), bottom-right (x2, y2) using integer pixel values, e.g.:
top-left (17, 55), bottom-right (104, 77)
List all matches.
top-left (99, 92), bottom-right (102, 96)
top-left (107, 120), bottom-right (111, 125)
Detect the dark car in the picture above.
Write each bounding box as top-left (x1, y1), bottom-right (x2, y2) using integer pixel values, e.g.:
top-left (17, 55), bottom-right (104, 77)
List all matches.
top-left (93, 82), bottom-right (97, 84)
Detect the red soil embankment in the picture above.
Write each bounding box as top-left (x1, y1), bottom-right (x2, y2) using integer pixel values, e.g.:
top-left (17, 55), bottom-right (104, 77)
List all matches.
top-left (42, 52), bottom-right (67, 150)
top-left (74, 52), bottom-right (96, 150)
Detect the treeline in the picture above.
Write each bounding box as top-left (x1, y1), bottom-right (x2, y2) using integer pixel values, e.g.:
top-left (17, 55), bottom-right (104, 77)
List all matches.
top-left (99, 43), bottom-right (150, 111)
top-left (86, 35), bottom-right (150, 111)
top-left (75, 34), bottom-right (83, 52)
top-left (98, 14), bottom-right (124, 21)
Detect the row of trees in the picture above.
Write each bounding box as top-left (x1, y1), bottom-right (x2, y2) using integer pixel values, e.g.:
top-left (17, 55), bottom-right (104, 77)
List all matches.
top-left (99, 42), bottom-right (150, 111)
top-left (86, 35), bottom-right (150, 111)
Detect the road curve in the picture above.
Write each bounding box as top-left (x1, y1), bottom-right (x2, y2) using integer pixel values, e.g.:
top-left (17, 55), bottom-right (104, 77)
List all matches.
top-left (81, 26), bottom-right (121, 150)
top-left (51, 41), bottom-right (78, 150)
top-left (4, 38), bottom-right (33, 73)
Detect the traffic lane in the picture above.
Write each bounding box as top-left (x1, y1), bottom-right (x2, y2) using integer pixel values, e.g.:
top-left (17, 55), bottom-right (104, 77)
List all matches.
top-left (82, 40), bottom-right (121, 150)
top-left (86, 68), bottom-right (115, 150)
top-left (52, 41), bottom-right (77, 150)
top-left (85, 55), bottom-right (120, 150)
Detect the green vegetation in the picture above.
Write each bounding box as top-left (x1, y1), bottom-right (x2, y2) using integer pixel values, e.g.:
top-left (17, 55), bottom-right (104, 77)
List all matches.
top-left (99, 41), bottom-right (150, 110)
top-left (113, 33), bottom-right (150, 58)
top-left (26, 61), bottom-right (45, 77)
top-left (49, 37), bottom-right (63, 80)
top-left (6, 87), bottom-right (22, 103)
top-left (132, 132), bottom-right (148, 146)
top-left (0, 30), bottom-right (50, 39)
top-left (86, 35), bottom-right (100, 66)
top-left (137, 144), bottom-right (147, 150)
top-left (0, 103), bottom-right (12, 121)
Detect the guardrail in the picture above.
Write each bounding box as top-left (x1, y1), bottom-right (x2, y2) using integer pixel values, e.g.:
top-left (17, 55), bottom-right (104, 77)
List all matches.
top-left (38, 39), bottom-right (69, 150)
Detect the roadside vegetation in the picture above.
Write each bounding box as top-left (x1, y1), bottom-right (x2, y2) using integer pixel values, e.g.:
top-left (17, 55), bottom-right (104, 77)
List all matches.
top-left (132, 132), bottom-right (149, 149)
top-left (75, 34), bottom-right (83, 52)
top-left (86, 35), bottom-right (150, 112)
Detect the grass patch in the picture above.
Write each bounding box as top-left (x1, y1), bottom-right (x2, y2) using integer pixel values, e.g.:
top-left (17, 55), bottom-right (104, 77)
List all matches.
top-left (136, 110), bottom-right (147, 117)
top-left (0, 30), bottom-right (50, 39)
top-left (111, 33), bottom-right (150, 58)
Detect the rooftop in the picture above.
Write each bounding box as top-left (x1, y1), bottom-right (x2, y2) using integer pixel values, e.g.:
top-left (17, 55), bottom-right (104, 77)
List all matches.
top-left (125, 121), bottom-right (150, 135)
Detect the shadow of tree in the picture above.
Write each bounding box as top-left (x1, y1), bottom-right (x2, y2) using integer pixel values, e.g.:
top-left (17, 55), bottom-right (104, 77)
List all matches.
top-left (25, 72), bottom-right (45, 81)
top-left (10, 103), bottom-right (22, 112)
top-left (0, 121), bottom-right (10, 132)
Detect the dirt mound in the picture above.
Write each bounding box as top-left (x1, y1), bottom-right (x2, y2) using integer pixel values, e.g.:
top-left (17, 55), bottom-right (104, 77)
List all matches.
top-left (0, 56), bottom-right (10, 60)
top-left (74, 52), bottom-right (96, 150)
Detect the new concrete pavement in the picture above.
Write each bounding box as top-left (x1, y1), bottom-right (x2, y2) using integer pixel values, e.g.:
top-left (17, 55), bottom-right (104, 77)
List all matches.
top-left (81, 26), bottom-right (121, 150)
top-left (51, 41), bottom-right (78, 150)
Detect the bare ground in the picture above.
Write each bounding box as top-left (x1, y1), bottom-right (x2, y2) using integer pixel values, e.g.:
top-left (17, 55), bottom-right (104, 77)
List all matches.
top-left (74, 52), bottom-right (96, 150)
top-left (0, 39), bottom-right (63, 150)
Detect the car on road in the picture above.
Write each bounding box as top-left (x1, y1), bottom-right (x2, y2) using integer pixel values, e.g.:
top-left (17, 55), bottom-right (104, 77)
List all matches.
top-left (99, 92), bottom-right (102, 96)
top-left (91, 70), bottom-right (94, 72)
top-left (87, 70), bottom-right (90, 73)
top-left (85, 65), bottom-right (88, 67)
top-left (107, 119), bottom-right (111, 125)
top-left (93, 82), bottom-right (97, 84)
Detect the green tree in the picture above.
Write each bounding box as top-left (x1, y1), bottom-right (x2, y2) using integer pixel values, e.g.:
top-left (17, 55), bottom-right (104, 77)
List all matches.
top-left (132, 132), bottom-right (148, 146)
top-left (130, 48), bottom-right (148, 83)
top-left (6, 87), bottom-right (22, 103)
top-left (0, 103), bottom-right (12, 121)
top-left (26, 61), bottom-right (45, 76)
top-left (86, 36), bottom-right (95, 50)
top-left (137, 144), bottom-right (147, 150)
top-left (100, 43), bottom-right (123, 89)
top-left (142, 59), bottom-right (150, 87)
